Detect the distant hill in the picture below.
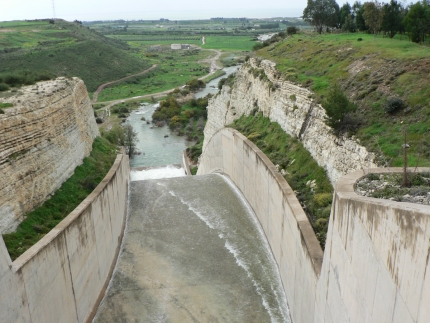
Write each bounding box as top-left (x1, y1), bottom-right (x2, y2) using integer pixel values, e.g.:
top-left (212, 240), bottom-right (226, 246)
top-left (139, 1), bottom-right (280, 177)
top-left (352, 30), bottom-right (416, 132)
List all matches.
top-left (0, 19), bottom-right (151, 92)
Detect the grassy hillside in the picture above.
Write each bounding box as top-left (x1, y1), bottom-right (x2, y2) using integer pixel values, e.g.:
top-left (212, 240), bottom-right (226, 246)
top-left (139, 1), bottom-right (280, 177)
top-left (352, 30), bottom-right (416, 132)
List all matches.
top-left (257, 33), bottom-right (430, 168)
top-left (230, 113), bottom-right (333, 248)
top-left (0, 20), bottom-right (151, 92)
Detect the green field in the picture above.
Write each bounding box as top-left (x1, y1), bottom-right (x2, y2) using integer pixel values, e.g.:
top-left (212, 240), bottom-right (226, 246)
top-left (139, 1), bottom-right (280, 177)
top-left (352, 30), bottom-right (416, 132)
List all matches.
top-left (97, 47), bottom-right (214, 101)
top-left (258, 32), bottom-right (430, 167)
top-left (202, 35), bottom-right (256, 51)
top-left (109, 34), bottom-right (257, 51)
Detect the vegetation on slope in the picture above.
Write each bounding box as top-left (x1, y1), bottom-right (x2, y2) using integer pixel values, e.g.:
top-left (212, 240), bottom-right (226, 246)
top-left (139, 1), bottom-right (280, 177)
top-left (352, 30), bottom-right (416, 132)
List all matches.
top-left (230, 113), bottom-right (333, 248)
top-left (3, 137), bottom-right (118, 260)
top-left (0, 20), bottom-right (151, 92)
top-left (257, 32), bottom-right (430, 168)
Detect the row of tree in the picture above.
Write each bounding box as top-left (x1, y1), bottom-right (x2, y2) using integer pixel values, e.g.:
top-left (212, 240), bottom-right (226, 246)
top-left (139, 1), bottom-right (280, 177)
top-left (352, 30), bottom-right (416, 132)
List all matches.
top-left (303, 0), bottom-right (430, 43)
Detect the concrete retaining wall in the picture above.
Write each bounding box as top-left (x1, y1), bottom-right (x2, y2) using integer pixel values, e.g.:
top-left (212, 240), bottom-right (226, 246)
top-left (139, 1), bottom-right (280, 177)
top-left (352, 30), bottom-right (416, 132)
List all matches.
top-left (316, 168), bottom-right (430, 323)
top-left (0, 150), bottom-right (129, 323)
top-left (197, 128), bottom-right (323, 323)
top-left (198, 128), bottom-right (430, 323)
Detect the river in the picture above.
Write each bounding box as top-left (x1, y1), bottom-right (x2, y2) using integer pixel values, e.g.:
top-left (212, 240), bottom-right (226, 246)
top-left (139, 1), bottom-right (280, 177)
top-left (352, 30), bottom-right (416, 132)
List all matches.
top-left (128, 65), bottom-right (240, 168)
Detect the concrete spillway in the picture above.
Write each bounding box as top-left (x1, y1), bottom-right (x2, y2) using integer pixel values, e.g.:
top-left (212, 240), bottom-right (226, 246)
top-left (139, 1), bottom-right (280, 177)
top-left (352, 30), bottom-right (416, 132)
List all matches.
top-left (94, 173), bottom-right (290, 322)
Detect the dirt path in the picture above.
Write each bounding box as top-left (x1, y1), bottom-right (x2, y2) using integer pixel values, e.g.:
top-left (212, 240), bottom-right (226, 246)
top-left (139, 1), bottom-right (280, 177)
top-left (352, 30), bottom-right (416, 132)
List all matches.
top-left (92, 64), bottom-right (158, 103)
top-left (96, 48), bottom-right (223, 109)
top-left (198, 49), bottom-right (222, 73)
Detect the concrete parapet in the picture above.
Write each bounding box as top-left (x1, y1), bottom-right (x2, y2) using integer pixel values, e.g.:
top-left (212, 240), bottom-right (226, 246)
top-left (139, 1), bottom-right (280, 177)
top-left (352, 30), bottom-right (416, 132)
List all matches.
top-left (198, 127), bottom-right (323, 323)
top-left (316, 168), bottom-right (430, 323)
top-left (0, 150), bottom-right (129, 323)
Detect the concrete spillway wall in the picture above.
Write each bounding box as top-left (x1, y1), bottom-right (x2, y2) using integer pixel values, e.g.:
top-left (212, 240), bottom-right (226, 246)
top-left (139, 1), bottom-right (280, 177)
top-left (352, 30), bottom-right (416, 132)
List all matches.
top-left (198, 128), bottom-right (323, 323)
top-left (198, 128), bottom-right (430, 323)
top-left (0, 151), bottom-right (129, 323)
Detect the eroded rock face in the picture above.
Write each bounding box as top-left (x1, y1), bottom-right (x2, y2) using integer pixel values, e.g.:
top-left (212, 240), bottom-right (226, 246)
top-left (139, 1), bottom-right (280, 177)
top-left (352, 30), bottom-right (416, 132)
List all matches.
top-left (203, 58), bottom-right (376, 185)
top-left (0, 77), bottom-right (99, 233)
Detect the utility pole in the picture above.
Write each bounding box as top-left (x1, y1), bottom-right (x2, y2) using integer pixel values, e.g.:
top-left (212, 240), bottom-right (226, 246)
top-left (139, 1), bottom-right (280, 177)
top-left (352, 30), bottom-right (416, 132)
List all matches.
top-left (52, 0), bottom-right (56, 19)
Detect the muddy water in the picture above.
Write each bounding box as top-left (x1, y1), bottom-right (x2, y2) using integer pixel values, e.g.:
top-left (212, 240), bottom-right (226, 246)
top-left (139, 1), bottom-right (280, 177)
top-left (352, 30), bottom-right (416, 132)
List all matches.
top-left (128, 65), bottom-right (239, 168)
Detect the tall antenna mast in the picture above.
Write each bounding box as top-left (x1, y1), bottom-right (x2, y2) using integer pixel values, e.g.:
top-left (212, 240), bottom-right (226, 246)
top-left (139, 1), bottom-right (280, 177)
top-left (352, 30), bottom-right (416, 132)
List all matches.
top-left (52, 0), bottom-right (56, 19)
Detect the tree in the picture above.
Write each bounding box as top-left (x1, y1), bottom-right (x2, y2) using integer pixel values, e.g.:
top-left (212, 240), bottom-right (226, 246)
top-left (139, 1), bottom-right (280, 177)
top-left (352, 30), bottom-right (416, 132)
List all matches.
top-left (124, 124), bottom-right (138, 158)
top-left (353, 2), bottom-right (368, 31)
top-left (322, 83), bottom-right (357, 135)
top-left (381, 0), bottom-right (404, 38)
top-left (343, 14), bottom-right (356, 33)
top-left (340, 3), bottom-right (352, 29)
top-left (363, 0), bottom-right (385, 37)
top-left (303, 0), bottom-right (340, 34)
top-left (403, 0), bottom-right (430, 43)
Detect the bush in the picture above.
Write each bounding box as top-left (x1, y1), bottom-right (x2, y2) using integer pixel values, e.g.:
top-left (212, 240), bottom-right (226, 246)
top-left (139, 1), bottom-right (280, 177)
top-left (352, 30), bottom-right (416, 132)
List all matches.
top-left (287, 26), bottom-right (299, 35)
top-left (218, 73), bottom-right (236, 90)
top-left (96, 117), bottom-right (103, 124)
top-left (384, 96), bottom-right (405, 114)
top-left (0, 83), bottom-right (9, 91)
top-left (313, 193), bottom-right (333, 208)
top-left (357, 38), bottom-right (363, 41)
top-left (186, 79), bottom-right (205, 92)
top-left (322, 83), bottom-right (357, 135)
top-left (253, 42), bottom-right (265, 51)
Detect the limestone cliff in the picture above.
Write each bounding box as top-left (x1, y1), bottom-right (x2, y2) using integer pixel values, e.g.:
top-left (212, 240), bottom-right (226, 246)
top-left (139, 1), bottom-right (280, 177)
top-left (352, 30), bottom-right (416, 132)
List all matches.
top-left (0, 78), bottom-right (99, 233)
top-left (203, 58), bottom-right (377, 185)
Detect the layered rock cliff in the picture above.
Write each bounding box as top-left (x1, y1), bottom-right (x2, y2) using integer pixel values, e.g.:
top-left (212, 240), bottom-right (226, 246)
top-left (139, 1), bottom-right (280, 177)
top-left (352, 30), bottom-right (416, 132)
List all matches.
top-left (203, 58), bottom-right (377, 185)
top-left (0, 78), bottom-right (99, 233)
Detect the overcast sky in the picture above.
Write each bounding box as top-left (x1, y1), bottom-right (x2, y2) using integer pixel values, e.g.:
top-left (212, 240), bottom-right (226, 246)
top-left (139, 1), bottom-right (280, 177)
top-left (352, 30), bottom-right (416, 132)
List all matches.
top-left (2, 0), bottom-right (350, 22)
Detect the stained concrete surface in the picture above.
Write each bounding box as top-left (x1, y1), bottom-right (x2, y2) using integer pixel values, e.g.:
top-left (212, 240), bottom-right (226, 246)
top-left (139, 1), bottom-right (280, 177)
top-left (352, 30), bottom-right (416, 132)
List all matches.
top-left (94, 174), bottom-right (290, 323)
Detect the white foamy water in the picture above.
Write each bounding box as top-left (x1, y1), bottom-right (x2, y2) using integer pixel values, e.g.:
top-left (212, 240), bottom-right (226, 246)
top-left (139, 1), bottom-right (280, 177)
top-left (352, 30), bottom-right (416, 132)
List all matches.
top-left (130, 166), bottom-right (186, 181)
top-left (165, 174), bottom-right (291, 323)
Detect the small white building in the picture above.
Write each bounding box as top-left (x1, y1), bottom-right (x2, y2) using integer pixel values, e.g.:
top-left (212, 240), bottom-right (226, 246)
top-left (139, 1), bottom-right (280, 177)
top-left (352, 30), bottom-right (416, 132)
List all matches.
top-left (170, 44), bottom-right (191, 50)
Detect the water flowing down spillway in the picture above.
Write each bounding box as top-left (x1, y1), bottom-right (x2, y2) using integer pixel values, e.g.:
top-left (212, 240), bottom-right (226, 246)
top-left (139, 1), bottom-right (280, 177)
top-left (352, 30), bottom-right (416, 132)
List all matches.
top-left (94, 174), bottom-right (291, 322)
top-left (94, 65), bottom-right (290, 322)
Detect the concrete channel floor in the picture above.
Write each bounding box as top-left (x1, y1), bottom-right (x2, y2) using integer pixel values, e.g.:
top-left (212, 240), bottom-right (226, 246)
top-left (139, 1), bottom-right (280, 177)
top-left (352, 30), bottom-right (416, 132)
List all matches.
top-left (94, 174), bottom-right (290, 323)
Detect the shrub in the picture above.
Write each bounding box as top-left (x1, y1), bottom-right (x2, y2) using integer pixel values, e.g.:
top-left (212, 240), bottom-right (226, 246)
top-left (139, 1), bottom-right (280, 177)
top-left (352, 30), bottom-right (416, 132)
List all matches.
top-left (287, 26), bottom-right (299, 35)
top-left (384, 96), bottom-right (405, 114)
top-left (0, 83), bottom-right (9, 91)
top-left (357, 37), bottom-right (363, 41)
top-left (186, 78), bottom-right (205, 92)
top-left (218, 73), bottom-right (236, 90)
top-left (313, 193), bottom-right (333, 208)
top-left (322, 83), bottom-right (357, 135)
top-left (96, 117), bottom-right (103, 124)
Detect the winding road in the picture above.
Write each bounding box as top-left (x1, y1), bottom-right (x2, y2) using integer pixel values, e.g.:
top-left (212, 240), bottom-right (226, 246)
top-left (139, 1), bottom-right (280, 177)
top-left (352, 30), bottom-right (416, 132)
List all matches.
top-left (92, 64), bottom-right (158, 103)
top-left (93, 48), bottom-right (222, 108)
